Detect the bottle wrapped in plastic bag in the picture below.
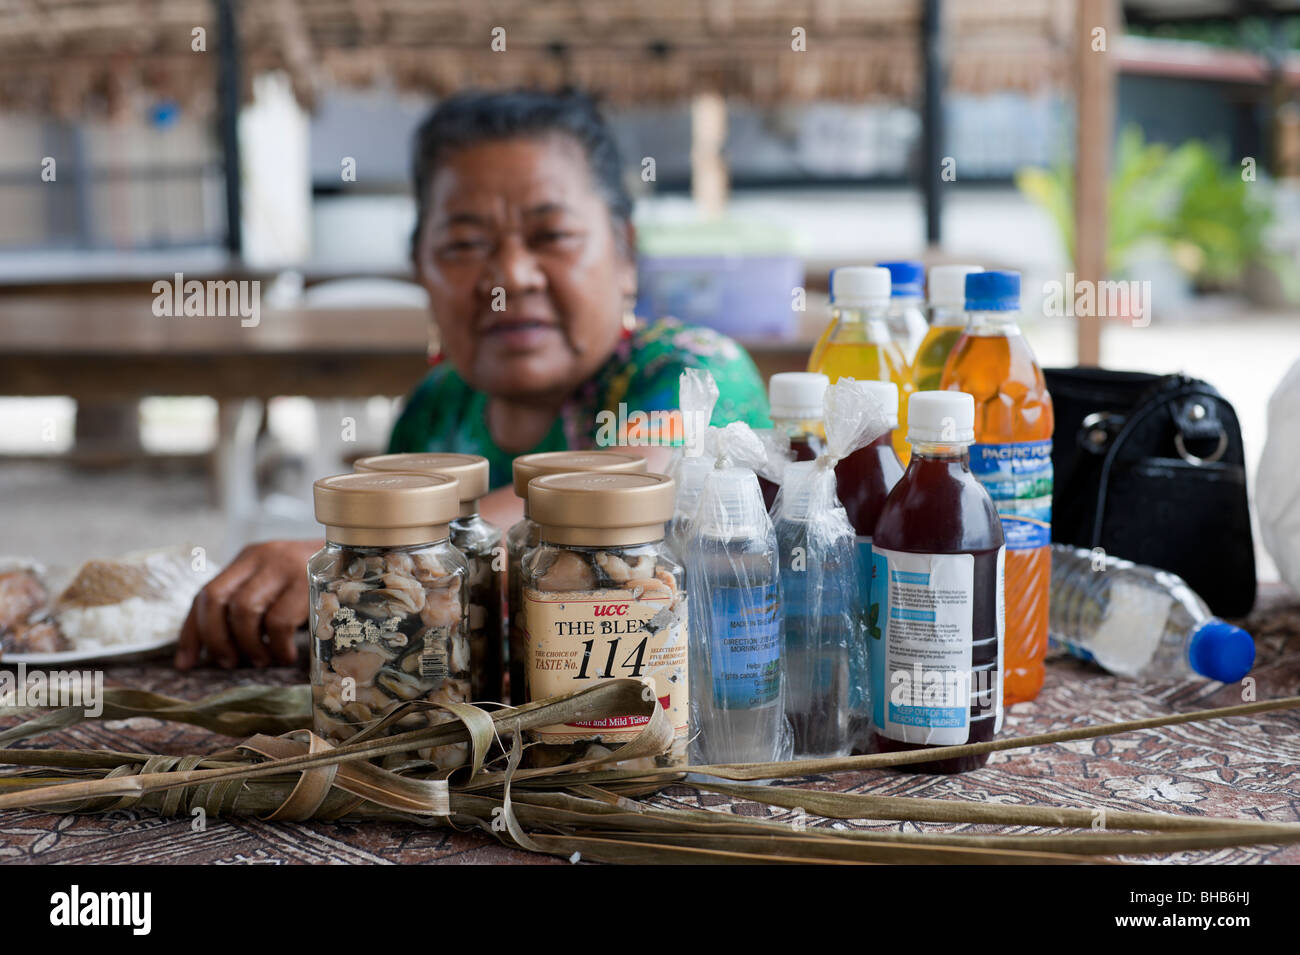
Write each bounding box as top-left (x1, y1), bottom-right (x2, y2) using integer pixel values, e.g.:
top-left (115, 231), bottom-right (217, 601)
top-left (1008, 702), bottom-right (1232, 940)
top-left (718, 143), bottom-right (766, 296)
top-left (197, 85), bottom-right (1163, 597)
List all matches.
top-left (666, 369), bottom-right (720, 561)
top-left (684, 422), bottom-right (792, 764)
top-left (758, 372), bottom-right (830, 510)
top-left (754, 427), bottom-right (795, 512)
top-left (772, 379), bottom-right (891, 758)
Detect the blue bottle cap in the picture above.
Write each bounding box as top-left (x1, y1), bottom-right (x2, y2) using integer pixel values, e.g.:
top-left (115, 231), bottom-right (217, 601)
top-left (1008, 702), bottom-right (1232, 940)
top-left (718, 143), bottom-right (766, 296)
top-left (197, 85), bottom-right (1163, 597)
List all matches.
top-left (1187, 620), bottom-right (1255, 683)
top-left (965, 270), bottom-right (1021, 311)
top-left (877, 260), bottom-right (925, 298)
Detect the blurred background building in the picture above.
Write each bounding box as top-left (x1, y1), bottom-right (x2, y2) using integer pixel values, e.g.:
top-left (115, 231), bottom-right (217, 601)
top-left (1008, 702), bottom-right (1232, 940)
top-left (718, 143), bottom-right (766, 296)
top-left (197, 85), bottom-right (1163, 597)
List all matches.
top-left (1, 0), bottom-right (1297, 578)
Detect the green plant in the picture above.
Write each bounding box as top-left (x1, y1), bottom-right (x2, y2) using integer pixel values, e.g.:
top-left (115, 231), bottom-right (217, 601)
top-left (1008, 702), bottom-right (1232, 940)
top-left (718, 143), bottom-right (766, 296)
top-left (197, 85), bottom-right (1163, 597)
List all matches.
top-left (1163, 141), bottom-right (1271, 287)
top-left (1015, 126), bottom-right (1275, 289)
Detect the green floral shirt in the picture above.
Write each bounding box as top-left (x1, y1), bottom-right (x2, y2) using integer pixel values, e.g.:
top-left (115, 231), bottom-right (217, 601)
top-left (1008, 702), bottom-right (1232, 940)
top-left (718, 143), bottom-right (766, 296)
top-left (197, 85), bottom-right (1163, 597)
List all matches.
top-left (388, 317), bottom-right (771, 489)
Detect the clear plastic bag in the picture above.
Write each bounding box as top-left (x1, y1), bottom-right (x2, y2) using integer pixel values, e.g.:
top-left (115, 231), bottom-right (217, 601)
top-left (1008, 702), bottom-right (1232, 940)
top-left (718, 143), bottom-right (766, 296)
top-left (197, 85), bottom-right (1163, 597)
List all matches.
top-left (771, 379), bottom-right (890, 758)
top-left (667, 369), bottom-right (720, 561)
top-left (683, 422), bottom-right (793, 764)
top-left (754, 426), bottom-right (794, 509)
top-left (666, 368), bottom-right (718, 482)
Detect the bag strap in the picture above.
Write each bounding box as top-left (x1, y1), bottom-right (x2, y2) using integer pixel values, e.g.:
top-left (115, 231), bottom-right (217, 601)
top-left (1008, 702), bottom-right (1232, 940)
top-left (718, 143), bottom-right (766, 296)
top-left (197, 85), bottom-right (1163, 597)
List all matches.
top-left (1089, 375), bottom-right (1229, 544)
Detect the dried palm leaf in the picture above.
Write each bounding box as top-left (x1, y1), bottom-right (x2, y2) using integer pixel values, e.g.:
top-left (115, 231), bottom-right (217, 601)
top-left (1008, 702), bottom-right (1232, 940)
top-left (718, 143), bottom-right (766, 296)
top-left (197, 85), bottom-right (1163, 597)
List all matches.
top-left (1, 679), bottom-right (1297, 865)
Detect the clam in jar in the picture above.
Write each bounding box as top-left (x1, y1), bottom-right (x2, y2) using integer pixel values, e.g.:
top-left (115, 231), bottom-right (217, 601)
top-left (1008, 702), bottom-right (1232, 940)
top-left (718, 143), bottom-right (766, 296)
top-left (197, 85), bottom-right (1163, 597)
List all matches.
top-left (522, 471), bottom-right (688, 767)
top-left (309, 472), bottom-right (470, 768)
top-left (355, 453), bottom-right (503, 703)
top-left (506, 450), bottom-right (647, 704)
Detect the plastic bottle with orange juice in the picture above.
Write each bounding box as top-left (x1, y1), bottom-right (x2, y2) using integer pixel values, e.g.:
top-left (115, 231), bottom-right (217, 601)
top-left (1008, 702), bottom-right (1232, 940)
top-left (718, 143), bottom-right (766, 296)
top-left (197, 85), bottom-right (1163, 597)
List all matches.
top-left (940, 270), bottom-right (1053, 704)
top-left (808, 267), bottom-right (913, 465)
top-left (912, 264), bottom-right (981, 392)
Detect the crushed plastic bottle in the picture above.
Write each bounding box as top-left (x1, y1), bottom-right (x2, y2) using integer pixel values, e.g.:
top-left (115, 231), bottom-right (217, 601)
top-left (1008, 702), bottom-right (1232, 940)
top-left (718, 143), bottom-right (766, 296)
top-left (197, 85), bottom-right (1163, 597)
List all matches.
top-left (1049, 544), bottom-right (1255, 683)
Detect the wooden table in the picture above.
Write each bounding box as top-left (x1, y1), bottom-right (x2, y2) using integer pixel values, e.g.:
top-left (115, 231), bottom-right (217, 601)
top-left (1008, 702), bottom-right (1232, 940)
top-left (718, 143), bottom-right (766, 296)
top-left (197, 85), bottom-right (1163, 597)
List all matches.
top-left (0, 289), bottom-right (810, 539)
top-left (0, 291), bottom-right (440, 534)
top-left (0, 292), bottom-right (810, 399)
top-left (0, 294), bottom-right (435, 400)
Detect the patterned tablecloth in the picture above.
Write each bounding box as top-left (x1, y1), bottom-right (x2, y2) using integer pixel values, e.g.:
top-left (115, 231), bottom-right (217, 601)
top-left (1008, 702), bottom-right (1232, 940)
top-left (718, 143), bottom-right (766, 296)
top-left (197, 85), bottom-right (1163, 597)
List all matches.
top-left (2, 590), bottom-right (1299, 865)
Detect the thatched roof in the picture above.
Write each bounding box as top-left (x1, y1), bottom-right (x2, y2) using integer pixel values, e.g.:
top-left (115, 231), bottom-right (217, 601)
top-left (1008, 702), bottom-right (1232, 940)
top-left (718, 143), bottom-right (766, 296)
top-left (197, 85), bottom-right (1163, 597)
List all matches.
top-left (0, 0), bottom-right (1074, 117)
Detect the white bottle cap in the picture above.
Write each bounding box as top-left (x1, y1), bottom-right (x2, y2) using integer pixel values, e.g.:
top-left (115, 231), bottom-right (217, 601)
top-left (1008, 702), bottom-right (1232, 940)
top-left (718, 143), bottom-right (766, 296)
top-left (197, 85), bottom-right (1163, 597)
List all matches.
top-left (928, 265), bottom-right (983, 307)
top-left (768, 372), bottom-right (829, 420)
top-left (778, 460), bottom-right (818, 521)
top-left (908, 390), bottom-right (975, 444)
top-left (831, 266), bottom-right (891, 305)
top-left (673, 455), bottom-right (713, 520)
top-left (696, 468), bottom-right (768, 538)
top-left (855, 380), bottom-right (900, 429)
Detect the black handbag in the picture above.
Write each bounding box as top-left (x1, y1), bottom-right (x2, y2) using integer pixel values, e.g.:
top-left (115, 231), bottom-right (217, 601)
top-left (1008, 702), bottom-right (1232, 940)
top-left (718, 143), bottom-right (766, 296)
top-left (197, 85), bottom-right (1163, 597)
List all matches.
top-left (1043, 366), bottom-right (1256, 617)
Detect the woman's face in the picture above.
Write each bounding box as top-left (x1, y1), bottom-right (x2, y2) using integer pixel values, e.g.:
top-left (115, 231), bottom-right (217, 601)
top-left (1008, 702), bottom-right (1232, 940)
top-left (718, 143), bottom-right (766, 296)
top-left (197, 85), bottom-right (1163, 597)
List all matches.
top-left (413, 135), bottom-right (636, 403)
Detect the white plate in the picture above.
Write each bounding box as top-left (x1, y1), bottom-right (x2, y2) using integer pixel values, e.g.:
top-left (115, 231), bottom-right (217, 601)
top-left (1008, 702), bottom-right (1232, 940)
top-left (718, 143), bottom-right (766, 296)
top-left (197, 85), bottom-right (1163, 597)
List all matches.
top-left (2, 636), bottom-right (178, 667)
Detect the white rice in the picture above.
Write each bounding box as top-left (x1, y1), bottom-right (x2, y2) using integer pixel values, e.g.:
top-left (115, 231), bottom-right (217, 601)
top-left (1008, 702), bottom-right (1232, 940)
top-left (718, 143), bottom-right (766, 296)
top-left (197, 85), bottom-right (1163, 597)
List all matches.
top-left (56, 594), bottom-right (193, 650)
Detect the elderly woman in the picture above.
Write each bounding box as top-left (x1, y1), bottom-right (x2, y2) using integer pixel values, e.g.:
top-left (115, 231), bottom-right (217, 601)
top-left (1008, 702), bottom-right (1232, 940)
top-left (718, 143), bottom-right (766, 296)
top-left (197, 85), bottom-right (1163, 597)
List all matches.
top-left (177, 89), bottom-right (770, 669)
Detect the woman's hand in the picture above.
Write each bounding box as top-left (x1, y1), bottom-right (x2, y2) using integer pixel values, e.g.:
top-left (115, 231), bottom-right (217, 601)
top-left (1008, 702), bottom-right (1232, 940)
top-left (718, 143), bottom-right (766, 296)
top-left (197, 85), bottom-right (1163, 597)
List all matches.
top-left (175, 539), bottom-right (322, 670)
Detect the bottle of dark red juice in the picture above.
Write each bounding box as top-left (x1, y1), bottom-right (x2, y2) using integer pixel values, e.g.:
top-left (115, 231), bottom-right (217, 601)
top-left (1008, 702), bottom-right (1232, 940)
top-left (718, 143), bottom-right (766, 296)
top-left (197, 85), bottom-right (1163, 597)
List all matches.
top-left (758, 372), bottom-right (828, 512)
top-left (870, 391), bottom-right (1005, 773)
top-left (838, 380), bottom-right (904, 753)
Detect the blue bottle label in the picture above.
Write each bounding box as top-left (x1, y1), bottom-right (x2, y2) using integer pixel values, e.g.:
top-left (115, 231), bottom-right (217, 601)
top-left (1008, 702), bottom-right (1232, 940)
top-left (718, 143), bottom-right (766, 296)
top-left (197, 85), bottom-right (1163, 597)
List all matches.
top-left (708, 584), bottom-right (781, 708)
top-left (781, 558), bottom-right (848, 630)
top-left (969, 439), bottom-right (1053, 550)
top-left (849, 537), bottom-right (883, 712)
top-left (782, 546), bottom-right (848, 694)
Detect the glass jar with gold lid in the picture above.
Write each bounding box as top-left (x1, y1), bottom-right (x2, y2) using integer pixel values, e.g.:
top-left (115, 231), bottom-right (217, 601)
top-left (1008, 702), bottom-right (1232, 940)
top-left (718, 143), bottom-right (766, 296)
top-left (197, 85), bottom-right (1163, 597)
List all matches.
top-left (355, 453), bottom-right (503, 703)
top-left (309, 472), bottom-right (469, 767)
top-left (506, 450), bottom-right (647, 704)
top-left (521, 471), bottom-right (687, 767)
